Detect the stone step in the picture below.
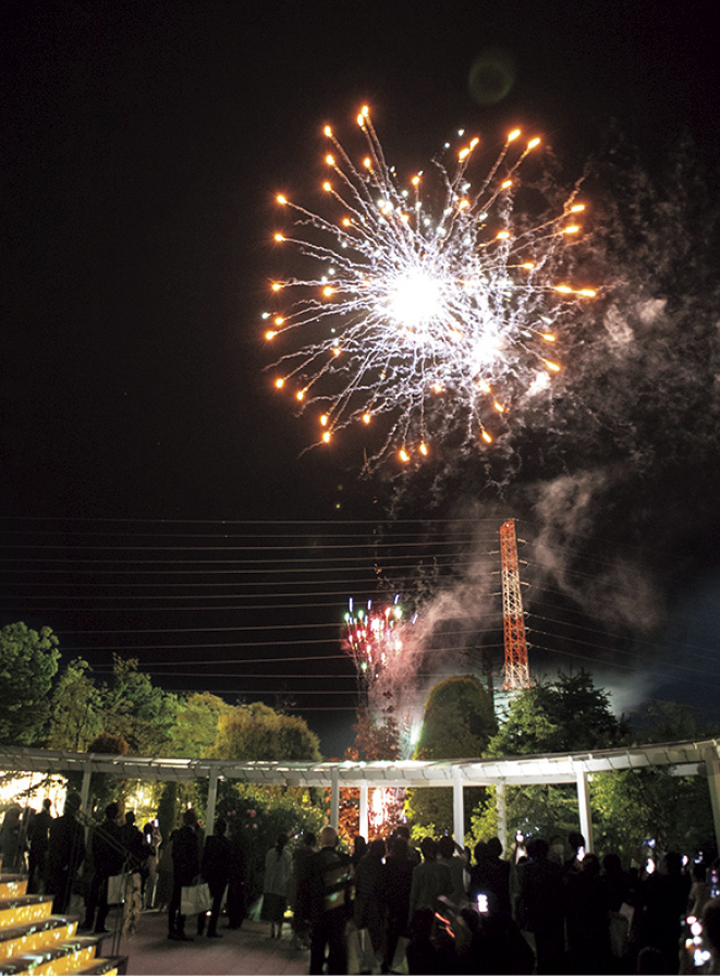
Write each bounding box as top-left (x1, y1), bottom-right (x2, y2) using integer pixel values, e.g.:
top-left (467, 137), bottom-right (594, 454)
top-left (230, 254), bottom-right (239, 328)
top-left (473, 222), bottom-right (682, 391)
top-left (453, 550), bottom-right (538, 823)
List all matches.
top-left (0, 898), bottom-right (54, 932)
top-left (0, 881), bottom-right (26, 902)
top-left (75, 957), bottom-right (128, 976)
top-left (0, 916), bottom-right (77, 962)
top-left (0, 935), bottom-right (100, 975)
top-left (0, 879), bottom-right (127, 975)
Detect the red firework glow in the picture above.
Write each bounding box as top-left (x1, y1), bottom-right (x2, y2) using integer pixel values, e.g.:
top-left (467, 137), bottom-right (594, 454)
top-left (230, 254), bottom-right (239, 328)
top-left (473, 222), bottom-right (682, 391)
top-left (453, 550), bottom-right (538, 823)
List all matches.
top-left (345, 597), bottom-right (406, 680)
top-left (344, 596), bottom-right (424, 760)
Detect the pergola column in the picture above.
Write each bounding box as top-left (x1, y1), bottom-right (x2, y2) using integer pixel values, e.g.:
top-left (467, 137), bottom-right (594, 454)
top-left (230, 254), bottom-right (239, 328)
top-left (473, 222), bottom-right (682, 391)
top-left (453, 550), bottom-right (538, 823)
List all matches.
top-left (453, 767), bottom-right (464, 843)
top-left (205, 769), bottom-right (219, 837)
top-left (330, 767), bottom-right (340, 831)
top-left (575, 766), bottom-right (593, 852)
top-left (359, 782), bottom-right (369, 840)
top-left (496, 782), bottom-right (507, 853)
top-left (80, 768), bottom-right (92, 816)
top-left (704, 747), bottom-right (720, 854)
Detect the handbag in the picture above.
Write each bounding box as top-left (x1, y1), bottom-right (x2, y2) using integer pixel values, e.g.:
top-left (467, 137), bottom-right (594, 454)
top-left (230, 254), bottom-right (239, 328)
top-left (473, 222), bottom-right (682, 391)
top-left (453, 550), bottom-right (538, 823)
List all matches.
top-left (181, 881), bottom-right (212, 915)
top-left (347, 923), bottom-right (379, 975)
top-left (390, 934), bottom-right (409, 975)
top-left (107, 872), bottom-right (130, 905)
top-left (346, 924), bottom-right (360, 975)
top-left (358, 928), bottom-right (378, 975)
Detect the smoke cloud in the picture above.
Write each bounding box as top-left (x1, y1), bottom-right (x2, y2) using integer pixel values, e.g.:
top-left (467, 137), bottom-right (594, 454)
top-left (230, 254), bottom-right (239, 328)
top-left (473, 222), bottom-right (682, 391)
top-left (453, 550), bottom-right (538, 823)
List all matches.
top-left (380, 133), bottom-right (720, 726)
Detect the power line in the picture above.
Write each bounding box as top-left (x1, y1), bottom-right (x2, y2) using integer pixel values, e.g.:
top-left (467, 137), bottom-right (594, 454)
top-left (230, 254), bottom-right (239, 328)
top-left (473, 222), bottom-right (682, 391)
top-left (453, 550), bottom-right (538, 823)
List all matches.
top-left (0, 516), bottom-right (503, 526)
top-left (3, 515), bottom-right (714, 721)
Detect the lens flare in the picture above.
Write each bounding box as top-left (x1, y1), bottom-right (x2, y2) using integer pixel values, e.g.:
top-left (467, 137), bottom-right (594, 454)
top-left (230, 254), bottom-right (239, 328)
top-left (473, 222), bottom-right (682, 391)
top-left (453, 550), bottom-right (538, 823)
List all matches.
top-left (266, 105), bottom-right (596, 467)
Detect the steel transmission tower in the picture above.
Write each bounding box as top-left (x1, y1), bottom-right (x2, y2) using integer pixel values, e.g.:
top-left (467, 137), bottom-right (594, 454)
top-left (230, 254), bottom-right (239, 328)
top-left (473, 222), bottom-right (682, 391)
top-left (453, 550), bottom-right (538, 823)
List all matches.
top-left (499, 518), bottom-right (531, 690)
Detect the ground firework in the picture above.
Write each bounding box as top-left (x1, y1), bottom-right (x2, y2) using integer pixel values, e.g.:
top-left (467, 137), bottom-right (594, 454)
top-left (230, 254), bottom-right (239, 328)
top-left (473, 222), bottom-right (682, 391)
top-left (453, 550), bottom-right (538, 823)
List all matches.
top-left (265, 105), bottom-right (596, 468)
top-left (345, 596), bottom-right (422, 756)
top-left (345, 597), bottom-right (407, 681)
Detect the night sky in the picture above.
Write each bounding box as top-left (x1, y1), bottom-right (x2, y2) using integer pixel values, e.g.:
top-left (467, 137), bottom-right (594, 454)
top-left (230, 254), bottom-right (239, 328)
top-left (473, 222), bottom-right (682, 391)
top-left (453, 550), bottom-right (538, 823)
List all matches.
top-left (2, 0), bottom-right (718, 757)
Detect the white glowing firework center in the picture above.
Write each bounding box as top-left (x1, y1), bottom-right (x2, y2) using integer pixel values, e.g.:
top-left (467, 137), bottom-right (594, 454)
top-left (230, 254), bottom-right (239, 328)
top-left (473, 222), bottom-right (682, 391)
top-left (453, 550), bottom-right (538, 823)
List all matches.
top-left (266, 106), bottom-right (596, 465)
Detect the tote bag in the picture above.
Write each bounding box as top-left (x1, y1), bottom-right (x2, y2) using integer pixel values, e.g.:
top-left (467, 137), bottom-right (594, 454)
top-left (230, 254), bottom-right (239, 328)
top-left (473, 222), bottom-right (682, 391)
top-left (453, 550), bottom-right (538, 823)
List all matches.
top-left (107, 873), bottom-right (130, 905)
top-left (181, 881), bottom-right (212, 915)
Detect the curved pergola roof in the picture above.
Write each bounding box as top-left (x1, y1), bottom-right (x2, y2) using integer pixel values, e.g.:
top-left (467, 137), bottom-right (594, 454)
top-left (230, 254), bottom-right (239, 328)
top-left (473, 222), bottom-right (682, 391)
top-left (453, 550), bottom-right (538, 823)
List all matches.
top-left (3, 739), bottom-right (719, 852)
top-left (1, 739), bottom-right (718, 785)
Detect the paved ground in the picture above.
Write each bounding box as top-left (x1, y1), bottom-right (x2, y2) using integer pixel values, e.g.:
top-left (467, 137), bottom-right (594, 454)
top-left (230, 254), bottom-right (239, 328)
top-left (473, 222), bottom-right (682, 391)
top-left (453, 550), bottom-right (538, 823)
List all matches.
top-left (104, 908), bottom-right (309, 976)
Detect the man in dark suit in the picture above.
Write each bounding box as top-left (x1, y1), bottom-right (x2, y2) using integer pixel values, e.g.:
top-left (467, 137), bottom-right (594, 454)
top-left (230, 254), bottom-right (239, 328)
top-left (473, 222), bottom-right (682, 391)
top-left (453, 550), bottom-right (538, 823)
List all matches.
top-left (168, 807), bottom-right (201, 941)
top-left (198, 818), bottom-right (230, 938)
top-left (83, 801), bottom-right (125, 934)
top-left (46, 793), bottom-right (85, 914)
top-left (303, 826), bottom-right (352, 975)
top-left (27, 798), bottom-right (53, 893)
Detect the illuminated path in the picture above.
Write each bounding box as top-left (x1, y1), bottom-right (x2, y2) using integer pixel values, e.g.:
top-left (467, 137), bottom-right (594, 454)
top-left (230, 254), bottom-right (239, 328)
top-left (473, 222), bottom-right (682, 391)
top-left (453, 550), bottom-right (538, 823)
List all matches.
top-left (2, 740), bottom-right (719, 853)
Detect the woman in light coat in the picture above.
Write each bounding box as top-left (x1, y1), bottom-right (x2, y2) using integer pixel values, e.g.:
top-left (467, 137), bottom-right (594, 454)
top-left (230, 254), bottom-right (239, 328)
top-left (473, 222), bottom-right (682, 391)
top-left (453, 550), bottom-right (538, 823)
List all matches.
top-left (261, 834), bottom-right (293, 939)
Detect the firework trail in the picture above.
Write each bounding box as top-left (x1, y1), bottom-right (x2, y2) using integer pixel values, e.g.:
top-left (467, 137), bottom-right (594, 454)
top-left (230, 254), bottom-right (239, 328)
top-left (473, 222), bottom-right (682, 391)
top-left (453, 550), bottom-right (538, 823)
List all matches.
top-left (265, 105), bottom-right (596, 468)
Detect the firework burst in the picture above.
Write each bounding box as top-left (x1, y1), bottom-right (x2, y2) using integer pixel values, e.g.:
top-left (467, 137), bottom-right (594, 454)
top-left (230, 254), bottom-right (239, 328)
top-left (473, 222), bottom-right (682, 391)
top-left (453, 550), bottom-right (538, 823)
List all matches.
top-left (265, 105), bottom-right (596, 467)
top-left (345, 596), bottom-right (408, 680)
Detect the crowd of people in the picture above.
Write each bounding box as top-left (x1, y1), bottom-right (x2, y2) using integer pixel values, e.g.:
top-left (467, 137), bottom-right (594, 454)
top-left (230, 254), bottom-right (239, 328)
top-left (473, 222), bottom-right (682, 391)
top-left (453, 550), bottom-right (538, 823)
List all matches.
top-left (5, 796), bottom-right (720, 974)
top-left (261, 825), bottom-right (720, 975)
top-left (0, 794), bottom-right (163, 928)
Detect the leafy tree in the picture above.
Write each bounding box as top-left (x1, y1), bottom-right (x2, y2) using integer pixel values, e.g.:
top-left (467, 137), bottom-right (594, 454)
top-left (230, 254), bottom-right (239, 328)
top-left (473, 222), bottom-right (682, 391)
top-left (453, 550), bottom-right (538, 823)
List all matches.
top-left (471, 677), bottom-right (718, 862)
top-left (216, 782), bottom-right (327, 908)
top-left (405, 675), bottom-right (496, 838)
top-left (0, 622), bottom-right (60, 744)
top-left (488, 670), bottom-right (626, 757)
top-left (207, 702), bottom-right (321, 761)
top-left (157, 781), bottom-right (179, 846)
top-left (474, 671), bottom-right (628, 847)
top-left (46, 658), bottom-right (103, 751)
top-left (101, 656), bottom-right (180, 754)
top-left (591, 765), bottom-right (715, 862)
top-left (154, 778), bottom-right (204, 837)
top-left (88, 731), bottom-right (129, 756)
top-left (629, 699), bottom-right (712, 745)
top-left (591, 699), bottom-right (720, 862)
top-left (77, 731), bottom-right (129, 816)
top-left (169, 692), bottom-right (233, 758)
top-left (415, 675), bottom-right (497, 758)
top-left (353, 711), bottom-right (401, 762)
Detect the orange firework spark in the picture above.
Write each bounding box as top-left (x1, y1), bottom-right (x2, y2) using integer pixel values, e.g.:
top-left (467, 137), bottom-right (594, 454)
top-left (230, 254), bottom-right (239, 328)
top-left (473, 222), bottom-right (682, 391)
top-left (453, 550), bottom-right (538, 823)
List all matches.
top-left (264, 104), bottom-right (597, 467)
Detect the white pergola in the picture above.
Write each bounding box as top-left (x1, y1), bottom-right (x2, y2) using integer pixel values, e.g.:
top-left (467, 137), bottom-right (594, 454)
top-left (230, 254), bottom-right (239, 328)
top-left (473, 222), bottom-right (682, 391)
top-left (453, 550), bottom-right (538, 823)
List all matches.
top-left (2, 739), bottom-right (720, 852)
